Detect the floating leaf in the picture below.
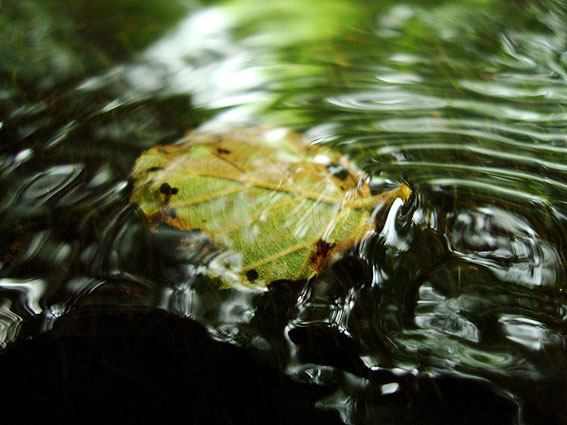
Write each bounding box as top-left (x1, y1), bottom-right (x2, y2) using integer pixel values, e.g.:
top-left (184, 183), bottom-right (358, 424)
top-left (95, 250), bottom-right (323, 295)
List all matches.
top-left (131, 127), bottom-right (411, 288)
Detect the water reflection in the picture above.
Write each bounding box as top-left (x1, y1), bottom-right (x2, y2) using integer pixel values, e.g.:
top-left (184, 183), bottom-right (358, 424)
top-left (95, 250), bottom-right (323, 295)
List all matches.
top-left (76, 7), bottom-right (269, 123)
top-left (415, 283), bottom-right (481, 343)
top-left (0, 300), bottom-right (22, 348)
top-left (327, 90), bottom-right (447, 111)
top-left (499, 315), bottom-right (563, 351)
top-left (20, 164), bottom-right (83, 206)
top-left (0, 278), bottom-right (46, 315)
top-left (448, 207), bottom-right (561, 287)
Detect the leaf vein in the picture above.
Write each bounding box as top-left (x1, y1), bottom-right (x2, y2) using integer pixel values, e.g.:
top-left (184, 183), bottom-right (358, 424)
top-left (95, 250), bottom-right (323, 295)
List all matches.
top-left (169, 183), bottom-right (251, 207)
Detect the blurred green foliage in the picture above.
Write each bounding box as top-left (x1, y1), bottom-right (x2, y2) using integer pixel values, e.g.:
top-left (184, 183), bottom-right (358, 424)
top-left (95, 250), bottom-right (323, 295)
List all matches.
top-left (0, 0), bottom-right (194, 90)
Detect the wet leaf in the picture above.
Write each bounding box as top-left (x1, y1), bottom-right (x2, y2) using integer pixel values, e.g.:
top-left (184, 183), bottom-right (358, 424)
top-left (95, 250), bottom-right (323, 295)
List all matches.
top-left (130, 127), bottom-right (410, 288)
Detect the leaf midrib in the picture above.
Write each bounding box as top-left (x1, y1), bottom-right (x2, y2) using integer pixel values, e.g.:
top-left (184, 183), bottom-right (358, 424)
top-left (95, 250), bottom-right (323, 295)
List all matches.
top-left (168, 169), bottom-right (378, 208)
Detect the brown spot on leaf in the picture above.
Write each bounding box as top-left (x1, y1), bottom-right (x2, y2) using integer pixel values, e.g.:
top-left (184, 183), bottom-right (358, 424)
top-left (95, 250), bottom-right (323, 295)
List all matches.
top-left (160, 183), bottom-right (173, 195)
top-left (246, 269), bottom-right (259, 281)
top-left (310, 239), bottom-right (336, 271)
top-left (327, 163), bottom-right (349, 181)
top-left (160, 183), bottom-right (179, 204)
top-left (217, 147), bottom-right (231, 155)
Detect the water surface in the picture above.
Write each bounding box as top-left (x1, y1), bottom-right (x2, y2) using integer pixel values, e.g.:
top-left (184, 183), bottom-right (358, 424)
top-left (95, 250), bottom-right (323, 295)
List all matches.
top-left (1, 0), bottom-right (566, 424)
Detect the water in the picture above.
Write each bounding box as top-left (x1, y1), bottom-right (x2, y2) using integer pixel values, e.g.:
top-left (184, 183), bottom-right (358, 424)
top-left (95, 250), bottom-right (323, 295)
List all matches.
top-left (1, 0), bottom-right (567, 423)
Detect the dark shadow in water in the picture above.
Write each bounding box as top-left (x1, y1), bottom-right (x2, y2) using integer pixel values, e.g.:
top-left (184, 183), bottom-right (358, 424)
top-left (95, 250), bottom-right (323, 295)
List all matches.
top-left (0, 308), bottom-right (343, 425)
top-left (0, 306), bottom-right (533, 425)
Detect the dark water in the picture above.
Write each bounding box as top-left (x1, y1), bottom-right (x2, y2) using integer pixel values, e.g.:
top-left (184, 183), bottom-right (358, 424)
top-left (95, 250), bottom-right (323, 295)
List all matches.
top-left (1, 0), bottom-right (567, 423)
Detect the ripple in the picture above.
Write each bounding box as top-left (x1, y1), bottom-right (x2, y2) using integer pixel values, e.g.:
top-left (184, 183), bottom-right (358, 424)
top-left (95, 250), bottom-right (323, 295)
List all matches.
top-left (0, 300), bottom-right (22, 349)
top-left (19, 164), bottom-right (84, 208)
top-left (378, 143), bottom-right (567, 173)
top-left (450, 99), bottom-right (567, 122)
top-left (447, 207), bottom-right (561, 287)
top-left (392, 329), bottom-right (520, 375)
top-left (0, 278), bottom-right (47, 315)
top-left (415, 283), bottom-right (481, 343)
top-left (499, 315), bottom-right (564, 351)
top-left (459, 79), bottom-right (567, 101)
top-left (376, 117), bottom-right (567, 152)
top-left (429, 178), bottom-right (550, 205)
top-left (327, 90), bottom-right (447, 111)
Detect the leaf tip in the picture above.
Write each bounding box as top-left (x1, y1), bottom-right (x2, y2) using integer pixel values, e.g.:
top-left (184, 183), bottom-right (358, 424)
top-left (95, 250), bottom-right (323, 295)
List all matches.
top-left (398, 183), bottom-right (412, 202)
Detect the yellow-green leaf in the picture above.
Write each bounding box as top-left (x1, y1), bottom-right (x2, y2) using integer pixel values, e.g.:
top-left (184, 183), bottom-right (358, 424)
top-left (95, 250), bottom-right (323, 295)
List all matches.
top-left (130, 127), bottom-right (411, 288)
